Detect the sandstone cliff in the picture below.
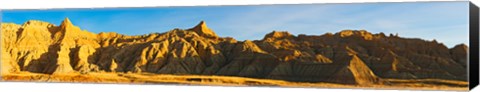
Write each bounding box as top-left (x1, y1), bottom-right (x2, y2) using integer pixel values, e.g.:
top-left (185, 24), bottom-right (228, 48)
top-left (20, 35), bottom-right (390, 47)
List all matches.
top-left (1, 19), bottom-right (468, 85)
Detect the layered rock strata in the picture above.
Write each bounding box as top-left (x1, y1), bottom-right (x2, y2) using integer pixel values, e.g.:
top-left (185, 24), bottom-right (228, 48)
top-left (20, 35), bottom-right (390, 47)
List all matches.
top-left (1, 19), bottom-right (468, 85)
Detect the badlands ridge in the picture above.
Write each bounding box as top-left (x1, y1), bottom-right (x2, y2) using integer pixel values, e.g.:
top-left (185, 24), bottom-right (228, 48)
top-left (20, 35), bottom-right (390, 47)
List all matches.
top-left (0, 18), bottom-right (469, 90)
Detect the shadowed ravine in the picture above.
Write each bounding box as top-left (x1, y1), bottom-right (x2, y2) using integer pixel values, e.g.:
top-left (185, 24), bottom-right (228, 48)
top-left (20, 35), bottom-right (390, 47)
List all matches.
top-left (1, 18), bottom-right (469, 90)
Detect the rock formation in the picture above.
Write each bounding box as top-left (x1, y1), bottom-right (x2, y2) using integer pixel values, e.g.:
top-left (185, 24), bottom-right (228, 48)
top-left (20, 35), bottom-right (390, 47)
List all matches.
top-left (1, 19), bottom-right (469, 85)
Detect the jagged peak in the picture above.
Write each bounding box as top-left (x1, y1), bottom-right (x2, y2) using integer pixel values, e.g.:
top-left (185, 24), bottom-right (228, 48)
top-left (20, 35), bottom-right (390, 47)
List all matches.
top-left (198, 20), bottom-right (206, 26)
top-left (263, 31), bottom-right (294, 40)
top-left (189, 21), bottom-right (218, 38)
top-left (335, 30), bottom-right (374, 40)
top-left (57, 17), bottom-right (81, 33)
top-left (52, 18), bottom-right (97, 42)
top-left (337, 30), bottom-right (371, 36)
top-left (60, 17), bottom-right (73, 27)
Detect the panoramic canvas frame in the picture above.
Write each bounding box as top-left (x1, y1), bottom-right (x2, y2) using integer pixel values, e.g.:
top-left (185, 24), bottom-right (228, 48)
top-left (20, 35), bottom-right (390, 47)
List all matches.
top-left (0, 1), bottom-right (479, 91)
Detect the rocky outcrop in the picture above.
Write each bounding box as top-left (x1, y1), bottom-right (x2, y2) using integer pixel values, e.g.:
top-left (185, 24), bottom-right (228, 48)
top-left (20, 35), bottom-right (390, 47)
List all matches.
top-left (1, 19), bottom-right (469, 85)
top-left (450, 44), bottom-right (468, 67)
top-left (188, 21), bottom-right (219, 39)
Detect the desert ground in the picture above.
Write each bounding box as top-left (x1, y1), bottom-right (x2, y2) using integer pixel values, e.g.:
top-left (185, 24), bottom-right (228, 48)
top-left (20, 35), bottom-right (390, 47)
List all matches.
top-left (1, 72), bottom-right (468, 91)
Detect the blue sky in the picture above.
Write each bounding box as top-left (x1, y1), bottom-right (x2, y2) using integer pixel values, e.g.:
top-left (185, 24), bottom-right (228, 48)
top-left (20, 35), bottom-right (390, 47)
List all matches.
top-left (1, 1), bottom-right (469, 47)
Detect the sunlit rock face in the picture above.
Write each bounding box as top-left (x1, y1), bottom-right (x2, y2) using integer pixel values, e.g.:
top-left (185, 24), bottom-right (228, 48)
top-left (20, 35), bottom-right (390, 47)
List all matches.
top-left (1, 19), bottom-right (468, 85)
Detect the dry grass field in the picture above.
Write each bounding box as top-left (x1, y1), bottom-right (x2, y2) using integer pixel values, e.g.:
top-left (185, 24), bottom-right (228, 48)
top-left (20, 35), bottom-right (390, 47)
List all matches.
top-left (1, 72), bottom-right (468, 91)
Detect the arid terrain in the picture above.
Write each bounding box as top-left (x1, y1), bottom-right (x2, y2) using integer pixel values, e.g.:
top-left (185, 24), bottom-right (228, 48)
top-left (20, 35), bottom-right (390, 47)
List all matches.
top-left (1, 72), bottom-right (468, 91)
top-left (1, 18), bottom-right (469, 90)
